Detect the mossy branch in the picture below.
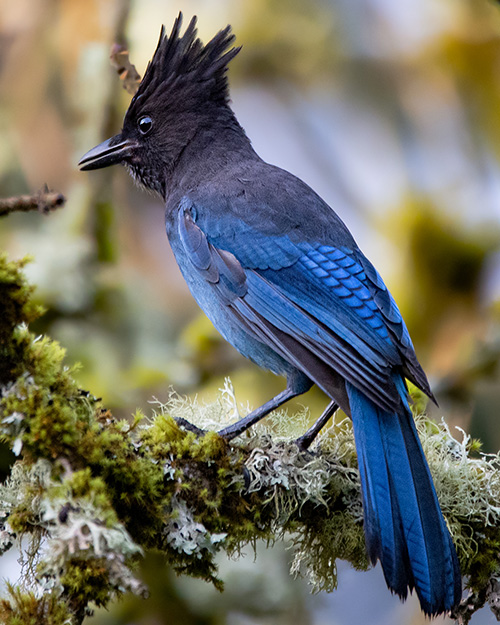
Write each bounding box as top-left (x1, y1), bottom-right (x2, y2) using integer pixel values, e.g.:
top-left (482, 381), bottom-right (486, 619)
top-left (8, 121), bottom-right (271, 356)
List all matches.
top-left (1, 253), bottom-right (500, 625)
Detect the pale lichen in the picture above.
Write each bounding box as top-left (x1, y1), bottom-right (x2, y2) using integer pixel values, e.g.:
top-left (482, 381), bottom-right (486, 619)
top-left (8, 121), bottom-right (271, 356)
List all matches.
top-left (165, 495), bottom-right (227, 556)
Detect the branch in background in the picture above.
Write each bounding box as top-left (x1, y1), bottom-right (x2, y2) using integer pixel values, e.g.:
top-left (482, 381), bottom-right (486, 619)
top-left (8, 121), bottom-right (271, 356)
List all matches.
top-left (0, 186), bottom-right (65, 217)
top-left (110, 44), bottom-right (141, 95)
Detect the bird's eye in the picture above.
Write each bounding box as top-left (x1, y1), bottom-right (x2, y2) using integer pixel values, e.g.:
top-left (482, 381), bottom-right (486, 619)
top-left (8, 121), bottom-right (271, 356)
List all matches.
top-left (138, 115), bottom-right (153, 135)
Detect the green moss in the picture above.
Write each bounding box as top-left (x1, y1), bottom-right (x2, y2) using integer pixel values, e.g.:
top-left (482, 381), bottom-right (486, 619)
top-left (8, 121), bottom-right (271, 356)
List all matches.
top-left (0, 584), bottom-right (72, 625)
top-left (1, 377), bottom-right (90, 461)
top-left (466, 525), bottom-right (500, 592)
top-left (0, 255), bottom-right (44, 386)
top-left (61, 557), bottom-right (112, 614)
top-left (7, 507), bottom-right (36, 535)
top-left (136, 414), bottom-right (272, 585)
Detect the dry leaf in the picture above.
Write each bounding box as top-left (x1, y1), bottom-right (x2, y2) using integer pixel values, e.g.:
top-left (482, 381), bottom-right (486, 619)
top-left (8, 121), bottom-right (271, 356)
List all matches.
top-left (110, 43), bottom-right (141, 95)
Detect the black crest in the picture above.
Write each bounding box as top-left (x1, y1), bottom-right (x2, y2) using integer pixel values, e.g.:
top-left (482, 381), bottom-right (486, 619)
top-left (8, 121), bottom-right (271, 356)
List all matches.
top-left (128, 13), bottom-right (240, 114)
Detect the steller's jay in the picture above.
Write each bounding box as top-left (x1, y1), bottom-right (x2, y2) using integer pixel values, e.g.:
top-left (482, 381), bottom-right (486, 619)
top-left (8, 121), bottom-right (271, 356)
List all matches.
top-left (79, 14), bottom-right (461, 616)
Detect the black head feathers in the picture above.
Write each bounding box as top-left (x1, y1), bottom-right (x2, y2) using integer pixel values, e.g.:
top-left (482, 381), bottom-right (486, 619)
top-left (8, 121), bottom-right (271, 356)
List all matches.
top-left (128, 13), bottom-right (240, 117)
top-left (79, 14), bottom-right (248, 198)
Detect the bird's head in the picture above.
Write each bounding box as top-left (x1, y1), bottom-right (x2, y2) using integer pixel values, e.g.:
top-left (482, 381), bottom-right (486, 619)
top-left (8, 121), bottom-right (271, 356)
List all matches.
top-left (78, 14), bottom-right (240, 197)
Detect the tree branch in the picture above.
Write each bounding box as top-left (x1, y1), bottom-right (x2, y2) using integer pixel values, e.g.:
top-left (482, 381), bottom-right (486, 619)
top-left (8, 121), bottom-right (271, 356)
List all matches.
top-left (1, 254), bottom-right (500, 625)
top-left (0, 187), bottom-right (65, 217)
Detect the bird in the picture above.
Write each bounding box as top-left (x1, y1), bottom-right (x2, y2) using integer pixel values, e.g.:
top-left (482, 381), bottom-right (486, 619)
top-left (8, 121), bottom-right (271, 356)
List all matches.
top-left (78, 14), bottom-right (462, 616)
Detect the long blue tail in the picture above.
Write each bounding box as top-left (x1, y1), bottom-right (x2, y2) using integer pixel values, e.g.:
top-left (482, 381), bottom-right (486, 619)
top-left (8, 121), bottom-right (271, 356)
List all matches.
top-left (346, 378), bottom-right (461, 615)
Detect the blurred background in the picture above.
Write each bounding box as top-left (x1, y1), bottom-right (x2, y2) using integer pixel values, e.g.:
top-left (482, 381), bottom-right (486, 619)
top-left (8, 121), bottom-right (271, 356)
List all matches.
top-left (1, 0), bottom-right (500, 622)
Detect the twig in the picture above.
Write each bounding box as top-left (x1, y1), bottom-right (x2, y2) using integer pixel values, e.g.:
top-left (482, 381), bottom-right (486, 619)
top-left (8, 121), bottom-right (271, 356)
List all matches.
top-left (0, 186), bottom-right (66, 217)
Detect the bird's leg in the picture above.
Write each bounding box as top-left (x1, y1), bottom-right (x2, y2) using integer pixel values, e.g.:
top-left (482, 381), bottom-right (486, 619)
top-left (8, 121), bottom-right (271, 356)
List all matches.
top-left (294, 400), bottom-right (338, 451)
top-left (218, 385), bottom-right (305, 440)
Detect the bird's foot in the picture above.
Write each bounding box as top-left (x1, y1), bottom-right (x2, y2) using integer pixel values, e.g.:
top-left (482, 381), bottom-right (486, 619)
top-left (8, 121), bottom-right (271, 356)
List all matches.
top-left (293, 401), bottom-right (339, 451)
top-left (294, 429), bottom-right (318, 452)
top-left (175, 398), bottom-right (339, 450)
top-left (174, 417), bottom-right (207, 436)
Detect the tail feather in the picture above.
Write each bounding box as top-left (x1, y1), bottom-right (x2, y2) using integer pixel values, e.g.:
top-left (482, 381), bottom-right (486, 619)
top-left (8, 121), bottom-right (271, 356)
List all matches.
top-left (354, 409), bottom-right (410, 598)
top-left (346, 379), bottom-right (461, 615)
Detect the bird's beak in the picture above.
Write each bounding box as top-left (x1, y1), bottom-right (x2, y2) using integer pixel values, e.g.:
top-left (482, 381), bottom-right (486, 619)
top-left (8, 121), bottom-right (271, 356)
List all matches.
top-left (78, 135), bottom-right (138, 171)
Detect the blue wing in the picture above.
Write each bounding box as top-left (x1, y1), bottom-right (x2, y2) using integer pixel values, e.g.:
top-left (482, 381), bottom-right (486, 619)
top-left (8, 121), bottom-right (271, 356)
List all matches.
top-left (175, 197), bottom-right (459, 614)
top-left (176, 198), bottom-right (432, 413)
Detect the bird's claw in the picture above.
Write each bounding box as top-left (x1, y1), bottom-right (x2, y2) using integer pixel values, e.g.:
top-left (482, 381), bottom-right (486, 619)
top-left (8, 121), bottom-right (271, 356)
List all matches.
top-left (174, 417), bottom-right (207, 436)
top-left (293, 431), bottom-right (316, 452)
